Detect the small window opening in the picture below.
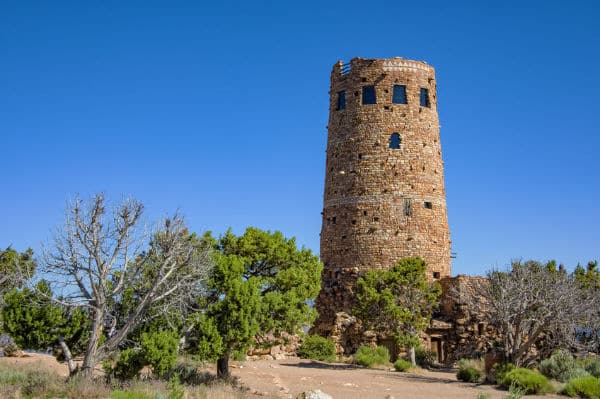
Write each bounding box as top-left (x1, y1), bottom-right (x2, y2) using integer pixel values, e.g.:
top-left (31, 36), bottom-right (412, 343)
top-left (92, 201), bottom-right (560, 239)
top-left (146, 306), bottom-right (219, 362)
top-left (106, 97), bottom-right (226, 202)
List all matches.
top-left (373, 217), bottom-right (379, 222)
top-left (403, 199), bottom-right (412, 216)
top-left (363, 210), bottom-right (368, 216)
top-left (392, 84), bottom-right (407, 104)
top-left (389, 133), bottom-right (401, 149)
top-left (361, 77), bottom-right (367, 82)
top-left (358, 154), bottom-right (363, 159)
top-left (337, 91), bottom-right (346, 110)
top-left (420, 88), bottom-right (430, 107)
top-left (433, 271), bottom-right (440, 279)
top-left (478, 323), bottom-right (485, 335)
top-left (362, 85), bottom-right (377, 105)
top-left (351, 220), bottom-right (356, 225)
top-left (424, 202), bottom-right (432, 209)
top-left (332, 216), bottom-right (336, 224)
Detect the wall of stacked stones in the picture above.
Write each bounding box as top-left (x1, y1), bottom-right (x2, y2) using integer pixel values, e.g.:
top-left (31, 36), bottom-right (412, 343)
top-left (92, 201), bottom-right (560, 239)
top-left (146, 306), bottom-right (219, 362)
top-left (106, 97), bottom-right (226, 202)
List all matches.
top-left (433, 275), bottom-right (498, 362)
top-left (315, 57), bottom-right (451, 334)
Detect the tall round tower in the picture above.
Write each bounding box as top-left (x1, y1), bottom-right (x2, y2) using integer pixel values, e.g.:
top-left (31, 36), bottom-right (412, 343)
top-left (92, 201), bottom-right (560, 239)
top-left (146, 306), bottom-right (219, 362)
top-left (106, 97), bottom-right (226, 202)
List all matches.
top-left (314, 57), bottom-right (451, 338)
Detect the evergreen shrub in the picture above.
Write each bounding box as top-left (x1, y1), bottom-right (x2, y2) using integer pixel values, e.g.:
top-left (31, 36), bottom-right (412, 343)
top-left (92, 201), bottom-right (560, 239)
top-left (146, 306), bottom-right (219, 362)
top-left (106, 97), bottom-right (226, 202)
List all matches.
top-left (563, 376), bottom-right (600, 398)
top-left (354, 345), bottom-right (390, 367)
top-left (297, 335), bottom-right (336, 362)
top-left (393, 359), bottom-right (412, 372)
top-left (499, 368), bottom-right (554, 394)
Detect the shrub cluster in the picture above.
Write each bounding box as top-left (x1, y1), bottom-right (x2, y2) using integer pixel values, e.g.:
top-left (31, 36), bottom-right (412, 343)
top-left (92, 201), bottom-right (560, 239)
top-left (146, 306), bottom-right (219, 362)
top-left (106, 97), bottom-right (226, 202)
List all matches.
top-left (456, 358), bottom-right (483, 383)
top-left (110, 330), bottom-right (180, 380)
top-left (563, 375), bottom-right (600, 398)
top-left (354, 345), bottom-right (390, 367)
top-left (393, 359), bottom-right (412, 372)
top-left (457, 366), bottom-right (481, 383)
top-left (539, 349), bottom-right (589, 382)
top-left (499, 368), bottom-right (554, 394)
top-left (488, 362), bottom-right (515, 384)
top-left (578, 356), bottom-right (600, 378)
top-left (297, 335), bottom-right (336, 362)
top-left (415, 347), bottom-right (437, 368)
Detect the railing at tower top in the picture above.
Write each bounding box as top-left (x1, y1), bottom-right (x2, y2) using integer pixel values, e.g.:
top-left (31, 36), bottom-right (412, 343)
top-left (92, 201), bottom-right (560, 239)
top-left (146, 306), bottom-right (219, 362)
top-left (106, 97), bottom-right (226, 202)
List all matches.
top-left (340, 62), bottom-right (351, 76)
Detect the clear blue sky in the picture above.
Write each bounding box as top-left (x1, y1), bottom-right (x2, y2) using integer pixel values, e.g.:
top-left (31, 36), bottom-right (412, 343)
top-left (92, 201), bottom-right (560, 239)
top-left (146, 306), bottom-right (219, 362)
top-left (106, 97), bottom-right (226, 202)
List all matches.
top-left (1, 0), bottom-right (598, 275)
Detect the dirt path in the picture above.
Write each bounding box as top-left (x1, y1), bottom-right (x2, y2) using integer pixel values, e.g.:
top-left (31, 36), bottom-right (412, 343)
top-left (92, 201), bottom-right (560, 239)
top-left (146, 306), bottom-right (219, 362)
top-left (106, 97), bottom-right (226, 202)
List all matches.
top-left (2, 354), bottom-right (564, 399)
top-left (232, 359), bottom-right (562, 399)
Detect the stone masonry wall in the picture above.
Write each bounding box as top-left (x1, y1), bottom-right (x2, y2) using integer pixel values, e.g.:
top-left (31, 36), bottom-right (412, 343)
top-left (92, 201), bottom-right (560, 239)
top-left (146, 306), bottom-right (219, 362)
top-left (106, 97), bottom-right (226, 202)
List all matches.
top-left (314, 57), bottom-right (451, 336)
top-left (428, 275), bottom-right (497, 363)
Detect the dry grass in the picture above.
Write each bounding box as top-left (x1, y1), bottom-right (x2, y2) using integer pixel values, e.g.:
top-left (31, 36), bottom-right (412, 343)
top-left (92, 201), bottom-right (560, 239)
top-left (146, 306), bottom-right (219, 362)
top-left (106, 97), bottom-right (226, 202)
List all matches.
top-left (0, 356), bottom-right (252, 399)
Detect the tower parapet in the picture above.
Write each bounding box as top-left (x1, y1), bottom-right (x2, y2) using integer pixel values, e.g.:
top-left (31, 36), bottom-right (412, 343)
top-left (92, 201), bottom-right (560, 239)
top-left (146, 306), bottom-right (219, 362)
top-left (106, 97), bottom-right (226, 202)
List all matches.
top-left (314, 57), bottom-right (451, 340)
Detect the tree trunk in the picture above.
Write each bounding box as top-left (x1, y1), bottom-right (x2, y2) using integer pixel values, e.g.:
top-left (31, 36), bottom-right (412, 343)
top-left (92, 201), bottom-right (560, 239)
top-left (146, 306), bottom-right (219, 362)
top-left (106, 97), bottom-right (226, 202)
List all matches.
top-left (81, 310), bottom-right (104, 378)
top-left (409, 345), bottom-right (416, 366)
top-left (217, 355), bottom-right (230, 379)
top-left (58, 337), bottom-right (77, 376)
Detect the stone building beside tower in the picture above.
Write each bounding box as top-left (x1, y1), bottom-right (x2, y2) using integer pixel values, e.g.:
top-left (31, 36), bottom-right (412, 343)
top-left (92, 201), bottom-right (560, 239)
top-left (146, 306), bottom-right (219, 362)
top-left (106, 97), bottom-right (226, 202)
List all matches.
top-left (314, 57), bottom-right (490, 363)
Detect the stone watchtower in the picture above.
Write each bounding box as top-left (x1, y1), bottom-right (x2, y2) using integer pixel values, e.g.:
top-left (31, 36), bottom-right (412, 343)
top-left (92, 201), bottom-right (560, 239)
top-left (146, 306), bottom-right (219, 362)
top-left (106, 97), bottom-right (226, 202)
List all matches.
top-left (314, 57), bottom-right (451, 340)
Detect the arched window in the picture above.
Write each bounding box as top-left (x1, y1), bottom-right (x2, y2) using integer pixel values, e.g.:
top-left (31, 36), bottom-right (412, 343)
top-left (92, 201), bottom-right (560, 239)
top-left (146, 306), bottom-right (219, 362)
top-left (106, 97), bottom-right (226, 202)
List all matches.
top-left (389, 133), bottom-right (401, 149)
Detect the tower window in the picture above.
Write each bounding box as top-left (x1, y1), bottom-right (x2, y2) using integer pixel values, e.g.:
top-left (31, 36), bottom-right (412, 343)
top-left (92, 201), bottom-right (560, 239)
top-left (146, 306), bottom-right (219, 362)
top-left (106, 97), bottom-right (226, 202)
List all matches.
top-left (392, 85), bottom-right (407, 104)
top-left (389, 133), bottom-right (401, 149)
top-left (424, 202), bottom-right (433, 209)
top-left (420, 88), bottom-right (430, 107)
top-left (362, 86), bottom-right (376, 105)
top-left (337, 91), bottom-right (346, 110)
top-left (403, 198), bottom-right (412, 216)
top-left (433, 271), bottom-right (440, 279)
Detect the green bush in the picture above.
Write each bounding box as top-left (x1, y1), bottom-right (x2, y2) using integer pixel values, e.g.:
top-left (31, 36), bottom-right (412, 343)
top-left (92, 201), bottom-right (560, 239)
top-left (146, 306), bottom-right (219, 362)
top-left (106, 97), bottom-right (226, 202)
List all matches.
top-left (539, 349), bottom-right (589, 382)
top-left (499, 368), bottom-right (554, 394)
top-left (111, 391), bottom-right (155, 399)
top-left (297, 335), bottom-right (336, 362)
top-left (457, 358), bottom-right (483, 383)
top-left (488, 362), bottom-right (515, 384)
top-left (457, 366), bottom-right (482, 383)
top-left (168, 360), bottom-right (212, 386)
top-left (415, 347), bottom-right (436, 368)
top-left (393, 359), bottom-right (412, 372)
top-left (578, 356), bottom-right (600, 378)
top-left (563, 376), bottom-right (600, 398)
top-left (113, 348), bottom-right (145, 380)
top-left (140, 330), bottom-right (179, 377)
top-left (354, 345), bottom-right (390, 367)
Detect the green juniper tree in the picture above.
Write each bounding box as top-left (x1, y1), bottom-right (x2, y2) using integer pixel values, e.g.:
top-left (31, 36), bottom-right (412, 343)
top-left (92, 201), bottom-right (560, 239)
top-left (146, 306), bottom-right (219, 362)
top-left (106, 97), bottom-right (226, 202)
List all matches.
top-left (0, 247), bottom-right (35, 295)
top-left (2, 281), bottom-right (89, 371)
top-left (354, 257), bottom-right (441, 366)
top-left (194, 227), bottom-right (322, 378)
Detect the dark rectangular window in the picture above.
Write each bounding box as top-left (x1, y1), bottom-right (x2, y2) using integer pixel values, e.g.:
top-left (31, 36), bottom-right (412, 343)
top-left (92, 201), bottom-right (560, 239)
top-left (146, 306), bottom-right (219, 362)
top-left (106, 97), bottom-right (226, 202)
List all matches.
top-left (362, 85), bottom-right (376, 105)
top-left (420, 88), bottom-right (430, 107)
top-left (433, 271), bottom-right (440, 279)
top-left (337, 91), bottom-right (346, 110)
top-left (403, 198), bottom-right (412, 216)
top-left (392, 85), bottom-right (407, 104)
top-left (424, 202), bottom-right (433, 209)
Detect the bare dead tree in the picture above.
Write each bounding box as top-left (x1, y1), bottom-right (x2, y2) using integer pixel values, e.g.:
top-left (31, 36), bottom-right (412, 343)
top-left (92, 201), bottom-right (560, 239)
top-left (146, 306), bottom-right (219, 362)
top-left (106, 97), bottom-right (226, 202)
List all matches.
top-left (41, 194), bottom-right (213, 377)
top-left (459, 261), bottom-right (599, 366)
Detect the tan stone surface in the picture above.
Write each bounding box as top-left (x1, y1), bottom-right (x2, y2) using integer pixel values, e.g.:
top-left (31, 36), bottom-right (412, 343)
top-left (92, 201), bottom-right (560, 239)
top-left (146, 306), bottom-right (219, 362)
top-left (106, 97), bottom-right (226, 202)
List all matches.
top-left (315, 57), bottom-right (451, 337)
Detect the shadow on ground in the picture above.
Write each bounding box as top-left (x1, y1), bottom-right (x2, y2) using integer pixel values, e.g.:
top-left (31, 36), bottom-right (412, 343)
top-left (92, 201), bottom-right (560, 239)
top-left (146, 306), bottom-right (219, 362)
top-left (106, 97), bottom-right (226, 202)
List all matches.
top-left (279, 361), bottom-right (362, 370)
